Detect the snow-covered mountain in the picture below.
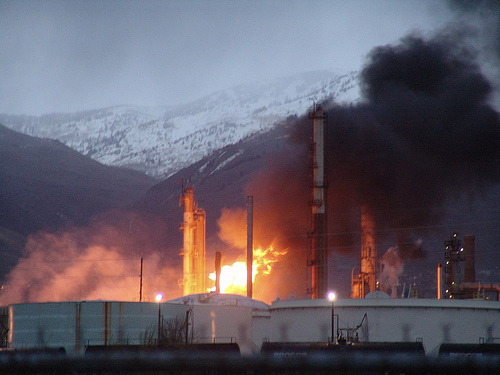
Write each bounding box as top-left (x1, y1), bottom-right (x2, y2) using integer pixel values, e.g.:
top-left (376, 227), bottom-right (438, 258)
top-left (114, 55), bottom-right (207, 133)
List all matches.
top-left (0, 70), bottom-right (359, 178)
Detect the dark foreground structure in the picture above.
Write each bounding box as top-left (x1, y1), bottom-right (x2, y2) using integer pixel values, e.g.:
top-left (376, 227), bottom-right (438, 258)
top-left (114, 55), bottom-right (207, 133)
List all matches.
top-left (0, 348), bottom-right (499, 374)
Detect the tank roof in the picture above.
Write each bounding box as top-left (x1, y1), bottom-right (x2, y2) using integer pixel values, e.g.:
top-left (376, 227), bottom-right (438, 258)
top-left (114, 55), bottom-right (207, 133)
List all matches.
top-left (365, 291), bottom-right (390, 299)
top-left (270, 297), bottom-right (500, 310)
top-left (167, 292), bottom-right (270, 311)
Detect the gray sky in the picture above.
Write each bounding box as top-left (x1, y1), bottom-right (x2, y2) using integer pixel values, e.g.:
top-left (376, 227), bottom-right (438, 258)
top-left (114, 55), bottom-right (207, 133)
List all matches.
top-left (0, 0), bottom-right (458, 115)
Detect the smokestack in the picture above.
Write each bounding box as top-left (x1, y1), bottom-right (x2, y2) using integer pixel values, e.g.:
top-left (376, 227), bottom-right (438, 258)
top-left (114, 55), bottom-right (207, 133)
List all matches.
top-left (309, 105), bottom-right (328, 299)
top-left (464, 235), bottom-right (476, 283)
top-left (179, 186), bottom-right (206, 295)
top-left (215, 251), bottom-right (221, 293)
top-left (247, 196), bottom-right (253, 298)
top-left (437, 263), bottom-right (443, 299)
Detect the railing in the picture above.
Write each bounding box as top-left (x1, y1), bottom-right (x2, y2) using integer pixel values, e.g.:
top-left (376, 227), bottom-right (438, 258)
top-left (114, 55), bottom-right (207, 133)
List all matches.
top-left (196, 336), bottom-right (236, 344)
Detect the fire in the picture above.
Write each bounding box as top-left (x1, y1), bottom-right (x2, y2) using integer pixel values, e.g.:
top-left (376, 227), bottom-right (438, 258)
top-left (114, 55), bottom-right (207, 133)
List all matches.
top-left (208, 244), bottom-right (287, 295)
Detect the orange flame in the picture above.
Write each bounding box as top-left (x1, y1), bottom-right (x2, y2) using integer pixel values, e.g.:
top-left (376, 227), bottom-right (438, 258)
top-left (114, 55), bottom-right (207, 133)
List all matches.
top-left (208, 244), bottom-right (287, 295)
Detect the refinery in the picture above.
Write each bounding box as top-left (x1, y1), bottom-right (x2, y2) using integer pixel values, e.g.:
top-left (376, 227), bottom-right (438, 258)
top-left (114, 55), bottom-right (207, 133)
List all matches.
top-left (1, 106), bottom-right (499, 368)
top-left (2, 2), bottom-right (499, 373)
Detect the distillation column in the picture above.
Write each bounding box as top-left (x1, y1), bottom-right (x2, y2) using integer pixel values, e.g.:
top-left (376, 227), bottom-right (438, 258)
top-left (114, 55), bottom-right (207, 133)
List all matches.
top-left (351, 206), bottom-right (377, 298)
top-left (360, 205), bottom-right (377, 293)
top-left (179, 186), bottom-right (206, 295)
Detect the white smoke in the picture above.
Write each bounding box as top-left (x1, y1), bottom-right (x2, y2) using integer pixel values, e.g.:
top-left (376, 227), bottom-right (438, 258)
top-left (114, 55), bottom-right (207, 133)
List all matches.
top-left (380, 246), bottom-right (403, 298)
top-left (0, 219), bottom-right (182, 305)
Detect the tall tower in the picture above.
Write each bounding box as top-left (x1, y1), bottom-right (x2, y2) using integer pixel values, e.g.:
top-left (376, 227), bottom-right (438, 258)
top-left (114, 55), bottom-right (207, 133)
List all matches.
top-left (308, 105), bottom-right (328, 299)
top-left (179, 186), bottom-right (206, 295)
top-left (351, 206), bottom-right (377, 298)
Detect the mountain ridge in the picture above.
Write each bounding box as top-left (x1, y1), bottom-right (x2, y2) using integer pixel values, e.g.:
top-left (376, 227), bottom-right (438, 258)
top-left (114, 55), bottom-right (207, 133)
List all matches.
top-left (0, 70), bottom-right (359, 178)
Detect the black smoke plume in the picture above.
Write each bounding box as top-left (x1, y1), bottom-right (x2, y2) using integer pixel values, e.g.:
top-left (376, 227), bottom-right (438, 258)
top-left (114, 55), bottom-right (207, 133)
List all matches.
top-left (249, 31), bottom-right (499, 265)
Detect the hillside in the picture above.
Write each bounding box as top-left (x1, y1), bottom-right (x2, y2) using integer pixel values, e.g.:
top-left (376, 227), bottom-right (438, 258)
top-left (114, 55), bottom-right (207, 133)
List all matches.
top-left (0, 124), bottom-right (156, 280)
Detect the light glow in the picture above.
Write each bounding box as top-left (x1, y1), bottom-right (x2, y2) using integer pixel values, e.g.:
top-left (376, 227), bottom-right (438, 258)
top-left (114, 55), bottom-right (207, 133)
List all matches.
top-left (328, 291), bottom-right (336, 301)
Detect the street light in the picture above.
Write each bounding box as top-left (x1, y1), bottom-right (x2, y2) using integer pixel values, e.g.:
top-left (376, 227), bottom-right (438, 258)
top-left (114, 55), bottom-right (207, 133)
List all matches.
top-left (156, 293), bottom-right (163, 344)
top-left (328, 291), bottom-right (336, 343)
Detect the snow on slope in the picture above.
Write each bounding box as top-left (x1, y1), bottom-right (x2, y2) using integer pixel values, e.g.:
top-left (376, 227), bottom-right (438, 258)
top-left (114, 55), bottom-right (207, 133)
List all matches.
top-left (0, 70), bottom-right (359, 178)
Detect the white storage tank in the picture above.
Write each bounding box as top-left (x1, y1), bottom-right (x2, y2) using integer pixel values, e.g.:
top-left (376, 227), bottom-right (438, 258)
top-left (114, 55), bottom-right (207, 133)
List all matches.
top-left (266, 298), bottom-right (500, 356)
top-left (8, 294), bottom-right (264, 355)
top-left (168, 293), bottom-right (270, 355)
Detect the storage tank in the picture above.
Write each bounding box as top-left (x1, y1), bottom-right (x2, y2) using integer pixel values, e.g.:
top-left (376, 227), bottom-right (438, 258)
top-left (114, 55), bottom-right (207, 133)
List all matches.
top-left (9, 295), bottom-right (264, 356)
top-left (265, 298), bottom-right (500, 356)
top-left (9, 301), bottom-right (186, 354)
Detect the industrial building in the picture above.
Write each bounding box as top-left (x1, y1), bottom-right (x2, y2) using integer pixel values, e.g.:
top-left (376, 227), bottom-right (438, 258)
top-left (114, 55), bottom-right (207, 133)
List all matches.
top-left (4, 192), bottom-right (500, 360)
